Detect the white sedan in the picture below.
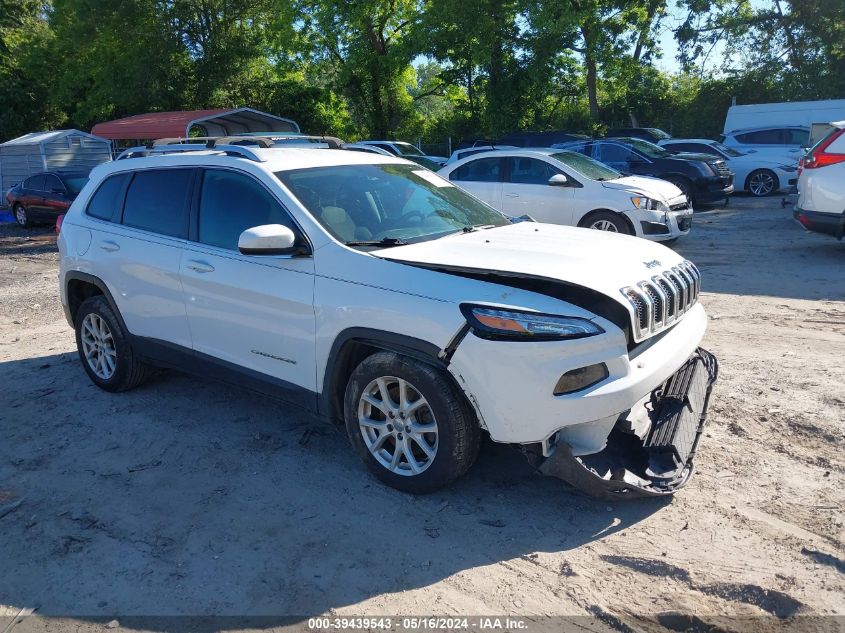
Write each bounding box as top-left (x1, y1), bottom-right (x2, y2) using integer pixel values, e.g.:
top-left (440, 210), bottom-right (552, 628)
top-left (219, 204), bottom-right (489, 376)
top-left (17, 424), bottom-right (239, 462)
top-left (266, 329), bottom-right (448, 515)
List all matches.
top-left (658, 138), bottom-right (798, 197)
top-left (438, 148), bottom-right (692, 241)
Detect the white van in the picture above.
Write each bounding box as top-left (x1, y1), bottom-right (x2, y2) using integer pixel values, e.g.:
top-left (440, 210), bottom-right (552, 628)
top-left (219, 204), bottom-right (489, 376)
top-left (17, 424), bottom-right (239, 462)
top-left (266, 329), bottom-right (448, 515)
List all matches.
top-left (724, 99), bottom-right (845, 134)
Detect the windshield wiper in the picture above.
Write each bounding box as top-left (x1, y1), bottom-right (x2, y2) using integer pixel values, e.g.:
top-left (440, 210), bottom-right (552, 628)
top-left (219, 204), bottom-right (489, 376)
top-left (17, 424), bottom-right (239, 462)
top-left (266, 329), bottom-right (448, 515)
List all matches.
top-left (344, 237), bottom-right (408, 247)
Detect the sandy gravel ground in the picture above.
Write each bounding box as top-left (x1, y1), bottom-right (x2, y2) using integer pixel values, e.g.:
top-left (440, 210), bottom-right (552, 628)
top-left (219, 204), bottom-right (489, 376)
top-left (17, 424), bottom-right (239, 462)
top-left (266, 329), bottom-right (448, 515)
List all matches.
top-left (1, 196), bottom-right (843, 632)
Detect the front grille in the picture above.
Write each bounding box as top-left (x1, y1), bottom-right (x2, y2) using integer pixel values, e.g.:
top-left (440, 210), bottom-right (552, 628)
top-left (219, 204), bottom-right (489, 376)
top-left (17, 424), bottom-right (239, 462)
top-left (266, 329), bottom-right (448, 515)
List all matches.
top-left (710, 160), bottom-right (731, 178)
top-left (620, 260), bottom-right (700, 341)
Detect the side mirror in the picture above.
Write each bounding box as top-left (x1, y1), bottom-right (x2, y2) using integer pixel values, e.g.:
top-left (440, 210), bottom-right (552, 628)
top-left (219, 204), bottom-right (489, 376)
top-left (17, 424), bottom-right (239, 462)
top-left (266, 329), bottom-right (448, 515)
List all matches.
top-left (548, 174), bottom-right (571, 187)
top-left (238, 224), bottom-right (302, 256)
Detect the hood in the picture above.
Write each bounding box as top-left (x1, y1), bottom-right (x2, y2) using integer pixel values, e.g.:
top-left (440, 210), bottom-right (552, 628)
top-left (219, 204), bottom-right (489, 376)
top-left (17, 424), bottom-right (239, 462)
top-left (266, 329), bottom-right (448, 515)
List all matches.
top-left (376, 222), bottom-right (686, 307)
top-left (600, 175), bottom-right (684, 203)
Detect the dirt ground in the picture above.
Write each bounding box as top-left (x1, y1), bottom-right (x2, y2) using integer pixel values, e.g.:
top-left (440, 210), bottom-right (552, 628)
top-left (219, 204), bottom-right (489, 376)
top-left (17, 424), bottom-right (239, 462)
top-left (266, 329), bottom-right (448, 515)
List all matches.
top-left (1, 196), bottom-right (843, 632)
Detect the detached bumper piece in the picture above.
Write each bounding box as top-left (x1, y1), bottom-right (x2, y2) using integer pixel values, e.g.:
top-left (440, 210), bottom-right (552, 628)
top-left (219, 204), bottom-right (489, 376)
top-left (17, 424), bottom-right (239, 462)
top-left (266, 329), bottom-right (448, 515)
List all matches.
top-left (539, 348), bottom-right (719, 499)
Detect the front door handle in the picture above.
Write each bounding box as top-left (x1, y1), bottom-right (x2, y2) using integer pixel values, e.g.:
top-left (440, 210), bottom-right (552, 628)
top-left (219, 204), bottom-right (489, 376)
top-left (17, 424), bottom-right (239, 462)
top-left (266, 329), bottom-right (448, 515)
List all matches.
top-left (99, 240), bottom-right (120, 252)
top-left (505, 193), bottom-right (520, 198)
top-left (186, 260), bottom-right (215, 273)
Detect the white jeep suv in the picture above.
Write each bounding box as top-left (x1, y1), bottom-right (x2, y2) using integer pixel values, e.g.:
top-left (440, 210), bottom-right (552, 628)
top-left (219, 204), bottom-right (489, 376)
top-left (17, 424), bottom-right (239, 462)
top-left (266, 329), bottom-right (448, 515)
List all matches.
top-left (58, 141), bottom-right (718, 498)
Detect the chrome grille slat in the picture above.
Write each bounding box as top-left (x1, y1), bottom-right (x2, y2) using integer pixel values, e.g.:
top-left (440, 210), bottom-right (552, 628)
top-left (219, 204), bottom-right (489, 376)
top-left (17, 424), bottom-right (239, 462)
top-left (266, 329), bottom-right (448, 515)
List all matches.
top-left (620, 259), bottom-right (701, 342)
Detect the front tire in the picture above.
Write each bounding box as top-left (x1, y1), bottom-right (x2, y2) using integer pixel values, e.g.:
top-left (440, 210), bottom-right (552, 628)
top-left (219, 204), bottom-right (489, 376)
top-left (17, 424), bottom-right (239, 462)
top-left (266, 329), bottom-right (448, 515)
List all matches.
top-left (74, 296), bottom-right (152, 392)
top-left (667, 178), bottom-right (694, 206)
top-left (14, 204), bottom-right (29, 227)
top-left (746, 169), bottom-right (777, 197)
top-left (578, 210), bottom-right (633, 235)
top-left (343, 351), bottom-right (480, 493)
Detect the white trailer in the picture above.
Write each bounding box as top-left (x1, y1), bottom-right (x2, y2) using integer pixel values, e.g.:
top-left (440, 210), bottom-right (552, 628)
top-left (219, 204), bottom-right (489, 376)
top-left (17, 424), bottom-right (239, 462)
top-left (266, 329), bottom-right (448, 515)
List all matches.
top-left (724, 99), bottom-right (845, 134)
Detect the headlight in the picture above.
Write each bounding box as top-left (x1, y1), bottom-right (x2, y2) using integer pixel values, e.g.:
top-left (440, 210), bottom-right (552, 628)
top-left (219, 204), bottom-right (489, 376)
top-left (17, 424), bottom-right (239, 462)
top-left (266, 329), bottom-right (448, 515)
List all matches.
top-left (698, 163), bottom-right (716, 176)
top-left (631, 196), bottom-right (669, 213)
top-left (460, 304), bottom-right (604, 341)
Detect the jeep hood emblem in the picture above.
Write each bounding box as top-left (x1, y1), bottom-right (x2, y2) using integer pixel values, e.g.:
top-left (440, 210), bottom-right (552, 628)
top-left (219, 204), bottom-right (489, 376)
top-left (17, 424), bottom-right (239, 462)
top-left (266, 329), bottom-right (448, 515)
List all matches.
top-left (643, 259), bottom-right (662, 269)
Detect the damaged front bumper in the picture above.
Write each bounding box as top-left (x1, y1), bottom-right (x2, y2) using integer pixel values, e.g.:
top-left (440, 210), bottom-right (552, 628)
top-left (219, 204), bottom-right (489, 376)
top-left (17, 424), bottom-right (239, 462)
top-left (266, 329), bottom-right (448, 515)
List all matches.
top-left (536, 348), bottom-right (719, 499)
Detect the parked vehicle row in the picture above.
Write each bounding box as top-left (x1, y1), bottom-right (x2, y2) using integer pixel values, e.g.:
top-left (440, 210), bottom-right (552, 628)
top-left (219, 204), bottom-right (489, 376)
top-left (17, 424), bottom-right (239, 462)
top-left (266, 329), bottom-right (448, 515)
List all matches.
top-left (56, 140), bottom-right (718, 498)
top-left (555, 138), bottom-right (734, 206)
top-left (437, 148), bottom-right (692, 241)
top-left (658, 138), bottom-right (797, 197)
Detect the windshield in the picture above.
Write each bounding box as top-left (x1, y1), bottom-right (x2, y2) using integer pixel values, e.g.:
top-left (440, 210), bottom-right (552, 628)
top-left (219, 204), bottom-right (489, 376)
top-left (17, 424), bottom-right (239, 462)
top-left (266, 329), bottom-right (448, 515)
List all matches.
top-left (276, 164), bottom-right (509, 246)
top-left (711, 142), bottom-right (742, 157)
top-left (647, 128), bottom-right (672, 140)
top-left (622, 138), bottom-right (673, 159)
top-left (393, 142), bottom-right (425, 157)
top-left (551, 151), bottom-right (622, 181)
top-left (62, 176), bottom-right (89, 194)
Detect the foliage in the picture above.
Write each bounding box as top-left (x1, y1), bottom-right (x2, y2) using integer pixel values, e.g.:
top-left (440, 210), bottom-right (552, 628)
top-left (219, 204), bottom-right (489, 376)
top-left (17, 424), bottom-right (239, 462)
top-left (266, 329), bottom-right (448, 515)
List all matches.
top-left (0, 0), bottom-right (843, 145)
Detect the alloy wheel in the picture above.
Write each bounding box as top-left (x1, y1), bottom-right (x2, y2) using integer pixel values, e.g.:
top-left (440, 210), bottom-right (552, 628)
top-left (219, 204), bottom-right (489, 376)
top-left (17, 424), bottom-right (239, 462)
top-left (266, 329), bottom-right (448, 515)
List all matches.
top-left (590, 219), bottom-right (619, 232)
top-left (357, 376), bottom-right (439, 476)
top-left (80, 313), bottom-right (117, 380)
top-left (15, 206), bottom-right (27, 226)
top-left (749, 171), bottom-right (775, 196)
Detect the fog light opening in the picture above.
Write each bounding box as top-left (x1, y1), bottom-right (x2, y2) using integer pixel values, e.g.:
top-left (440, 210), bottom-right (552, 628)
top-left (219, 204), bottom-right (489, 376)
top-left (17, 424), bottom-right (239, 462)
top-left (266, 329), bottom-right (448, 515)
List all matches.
top-left (554, 363), bottom-right (609, 395)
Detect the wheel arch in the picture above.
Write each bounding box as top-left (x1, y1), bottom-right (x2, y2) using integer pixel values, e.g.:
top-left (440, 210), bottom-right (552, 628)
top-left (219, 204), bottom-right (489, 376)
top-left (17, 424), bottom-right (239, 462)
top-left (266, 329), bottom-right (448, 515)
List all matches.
top-left (577, 208), bottom-right (636, 235)
top-left (65, 272), bottom-right (128, 332)
top-left (319, 328), bottom-right (451, 423)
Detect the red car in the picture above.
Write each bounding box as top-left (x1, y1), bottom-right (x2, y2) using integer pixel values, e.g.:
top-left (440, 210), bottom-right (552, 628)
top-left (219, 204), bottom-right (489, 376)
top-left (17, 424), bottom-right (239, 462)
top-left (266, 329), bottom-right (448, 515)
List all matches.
top-left (5, 171), bottom-right (89, 227)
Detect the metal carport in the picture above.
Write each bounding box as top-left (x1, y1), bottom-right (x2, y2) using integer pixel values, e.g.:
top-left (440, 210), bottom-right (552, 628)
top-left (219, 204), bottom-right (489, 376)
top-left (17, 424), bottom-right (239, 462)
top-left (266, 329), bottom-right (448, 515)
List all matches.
top-left (91, 108), bottom-right (299, 141)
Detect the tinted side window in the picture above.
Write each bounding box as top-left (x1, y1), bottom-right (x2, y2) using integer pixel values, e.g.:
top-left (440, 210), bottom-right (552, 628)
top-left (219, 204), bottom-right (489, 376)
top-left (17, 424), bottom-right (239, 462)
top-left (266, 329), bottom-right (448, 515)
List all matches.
top-left (450, 157), bottom-right (502, 182)
top-left (595, 143), bottom-right (632, 163)
top-left (198, 169), bottom-right (298, 250)
top-left (44, 175), bottom-right (63, 192)
top-left (86, 173), bottom-right (131, 221)
top-left (785, 129), bottom-right (809, 145)
top-left (507, 157), bottom-right (560, 184)
top-left (122, 169), bottom-right (193, 238)
top-left (24, 175), bottom-right (45, 190)
top-left (375, 144), bottom-right (397, 154)
top-left (736, 130), bottom-right (781, 144)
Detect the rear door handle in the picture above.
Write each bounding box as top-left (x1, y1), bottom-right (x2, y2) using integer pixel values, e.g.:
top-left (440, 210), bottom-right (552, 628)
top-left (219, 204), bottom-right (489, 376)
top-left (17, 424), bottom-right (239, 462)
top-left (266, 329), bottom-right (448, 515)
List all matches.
top-left (186, 260), bottom-right (215, 273)
top-left (99, 240), bottom-right (120, 252)
top-left (505, 193), bottom-right (520, 198)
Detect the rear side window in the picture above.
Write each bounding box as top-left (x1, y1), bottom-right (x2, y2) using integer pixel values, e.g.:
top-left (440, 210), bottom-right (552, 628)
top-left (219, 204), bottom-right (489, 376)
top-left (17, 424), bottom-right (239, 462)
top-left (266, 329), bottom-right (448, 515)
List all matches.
top-left (450, 157), bottom-right (503, 182)
top-left (24, 175), bottom-right (45, 190)
top-left (197, 169), bottom-right (299, 250)
top-left (122, 169), bottom-right (193, 238)
top-left (86, 173), bottom-right (130, 221)
top-left (736, 129), bottom-right (781, 144)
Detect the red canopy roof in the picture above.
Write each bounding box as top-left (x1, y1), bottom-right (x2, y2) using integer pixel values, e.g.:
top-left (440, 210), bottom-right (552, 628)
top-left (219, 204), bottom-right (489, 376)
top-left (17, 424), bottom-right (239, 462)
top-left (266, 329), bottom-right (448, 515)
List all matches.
top-left (91, 108), bottom-right (299, 140)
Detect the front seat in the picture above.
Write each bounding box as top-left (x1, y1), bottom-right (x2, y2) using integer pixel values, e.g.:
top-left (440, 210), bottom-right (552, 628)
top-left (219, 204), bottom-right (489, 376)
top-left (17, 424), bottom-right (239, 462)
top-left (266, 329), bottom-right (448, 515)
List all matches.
top-left (320, 206), bottom-right (372, 242)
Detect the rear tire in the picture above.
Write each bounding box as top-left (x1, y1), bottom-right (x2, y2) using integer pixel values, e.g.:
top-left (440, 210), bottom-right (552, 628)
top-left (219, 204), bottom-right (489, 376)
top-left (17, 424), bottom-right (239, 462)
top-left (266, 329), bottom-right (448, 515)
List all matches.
top-left (13, 204), bottom-right (29, 227)
top-left (343, 351), bottom-right (480, 494)
top-left (74, 296), bottom-right (152, 392)
top-left (746, 169), bottom-right (777, 197)
top-left (578, 210), bottom-right (633, 235)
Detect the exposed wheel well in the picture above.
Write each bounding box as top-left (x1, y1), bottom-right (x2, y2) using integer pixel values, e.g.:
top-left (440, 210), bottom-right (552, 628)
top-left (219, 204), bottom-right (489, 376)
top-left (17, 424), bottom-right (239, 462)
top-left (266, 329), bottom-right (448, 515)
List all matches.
top-left (67, 279), bottom-right (104, 323)
top-left (578, 209), bottom-right (635, 234)
top-left (321, 333), bottom-right (461, 425)
top-left (326, 340), bottom-right (383, 422)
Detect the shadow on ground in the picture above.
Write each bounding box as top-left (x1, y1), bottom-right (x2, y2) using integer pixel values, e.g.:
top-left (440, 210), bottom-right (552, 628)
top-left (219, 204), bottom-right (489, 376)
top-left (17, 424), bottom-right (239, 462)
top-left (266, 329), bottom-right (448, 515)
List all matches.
top-left (0, 351), bottom-right (668, 629)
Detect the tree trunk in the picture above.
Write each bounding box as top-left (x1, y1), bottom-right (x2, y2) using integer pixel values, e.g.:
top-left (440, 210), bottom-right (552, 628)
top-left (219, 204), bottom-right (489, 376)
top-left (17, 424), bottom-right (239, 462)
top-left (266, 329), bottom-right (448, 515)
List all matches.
top-left (582, 25), bottom-right (600, 119)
